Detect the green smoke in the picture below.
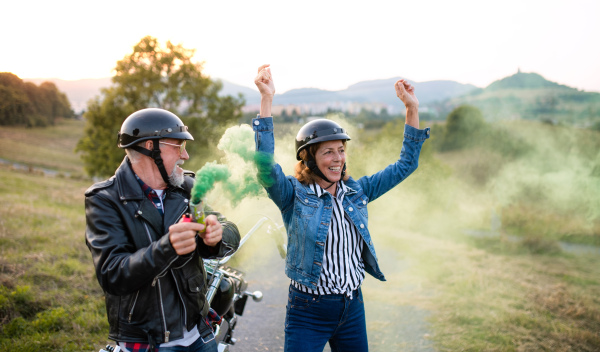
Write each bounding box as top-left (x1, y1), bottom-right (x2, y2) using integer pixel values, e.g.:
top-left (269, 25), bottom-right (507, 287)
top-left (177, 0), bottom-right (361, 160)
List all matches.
top-left (254, 151), bottom-right (275, 187)
top-left (217, 124), bottom-right (256, 162)
top-left (191, 125), bottom-right (275, 206)
top-left (191, 162), bottom-right (230, 205)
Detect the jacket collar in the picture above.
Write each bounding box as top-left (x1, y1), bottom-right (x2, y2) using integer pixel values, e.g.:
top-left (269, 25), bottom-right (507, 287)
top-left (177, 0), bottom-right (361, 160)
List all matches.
top-left (340, 177), bottom-right (358, 195)
top-left (300, 179), bottom-right (358, 197)
top-left (114, 157), bottom-right (144, 201)
top-left (114, 156), bottom-right (185, 201)
top-left (300, 181), bottom-right (317, 196)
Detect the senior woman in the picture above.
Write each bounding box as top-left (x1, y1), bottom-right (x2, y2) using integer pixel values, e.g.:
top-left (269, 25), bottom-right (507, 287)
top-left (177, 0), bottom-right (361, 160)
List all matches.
top-left (252, 64), bottom-right (430, 352)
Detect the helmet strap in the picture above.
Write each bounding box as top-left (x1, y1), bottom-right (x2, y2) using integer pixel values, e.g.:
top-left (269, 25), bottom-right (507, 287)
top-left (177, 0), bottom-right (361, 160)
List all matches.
top-left (130, 141), bottom-right (171, 186)
top-left (304, 152), bottom-right (345, 191)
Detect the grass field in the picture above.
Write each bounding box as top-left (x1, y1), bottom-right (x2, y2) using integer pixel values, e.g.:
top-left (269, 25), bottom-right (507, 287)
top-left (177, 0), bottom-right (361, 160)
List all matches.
top-left (0, 119), bottom-right (86, 177)
top-left (0, 166), bottom-right (108, 350)
top-left (0, 119), bottom-right (599, 351)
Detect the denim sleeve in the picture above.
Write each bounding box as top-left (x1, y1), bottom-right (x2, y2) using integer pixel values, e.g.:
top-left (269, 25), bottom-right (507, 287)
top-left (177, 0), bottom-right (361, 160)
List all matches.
top-left (358, 124), bottom-right (430, 202)
top-left (252, 116), bottom-right (295, 213)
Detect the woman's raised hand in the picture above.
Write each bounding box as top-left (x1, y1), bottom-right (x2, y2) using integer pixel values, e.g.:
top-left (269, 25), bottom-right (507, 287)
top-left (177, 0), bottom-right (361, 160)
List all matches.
top-left (255, 64), bottom-right (276, 97)
top-left (395, 79), bottom-right (420, 128)
top-left (395, 79), bottom-right (419, 110)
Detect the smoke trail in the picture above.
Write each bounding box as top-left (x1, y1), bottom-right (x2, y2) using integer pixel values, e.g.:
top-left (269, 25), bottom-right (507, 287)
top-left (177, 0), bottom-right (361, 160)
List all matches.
top-left (191, 125), bottom-right (275, 207)
top-left (191, 162), bottom-right (230, 205)
top-left (216, 124), bottom-right (275, 187)
top-left (217, 124), bottom-right (256, 162)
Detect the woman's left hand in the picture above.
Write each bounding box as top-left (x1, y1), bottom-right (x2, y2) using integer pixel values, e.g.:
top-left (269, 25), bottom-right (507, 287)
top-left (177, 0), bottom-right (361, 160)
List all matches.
top-left (255, 64), bottom-right (276, 97)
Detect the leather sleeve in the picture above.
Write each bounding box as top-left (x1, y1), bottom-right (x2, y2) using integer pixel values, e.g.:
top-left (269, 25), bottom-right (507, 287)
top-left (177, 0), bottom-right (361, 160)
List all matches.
top-left (85, 190), bottom-right (179, 296)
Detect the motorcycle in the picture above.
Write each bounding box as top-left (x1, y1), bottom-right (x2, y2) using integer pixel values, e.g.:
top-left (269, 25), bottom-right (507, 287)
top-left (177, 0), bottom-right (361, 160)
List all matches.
top-left (100, 216), bottom-right (286, 352)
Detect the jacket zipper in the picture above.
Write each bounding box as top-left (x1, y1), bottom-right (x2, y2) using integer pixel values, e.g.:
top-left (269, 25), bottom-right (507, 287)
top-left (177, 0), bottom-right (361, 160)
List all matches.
top-left (171, 255), bottom-right (193, 270)
top-left (143, 223), bottom-right (178, 286)
top-left (156, 279), bottom-right (170, 342)
top-left (172, 271), bottom-right (187, 327)
top-left (128, 291), bottom-right (140, 323)
top-left (143, 203), bottom-right (190, 342)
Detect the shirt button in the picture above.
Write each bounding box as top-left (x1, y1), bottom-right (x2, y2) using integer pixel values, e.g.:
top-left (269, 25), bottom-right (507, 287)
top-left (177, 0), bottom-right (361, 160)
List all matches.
top-left (362, 200), bottom-right (366, 205)
top-left (349, 207), bottom-right (353, 212)
top-left (305, 199), bottom-right (309, 203)
top-left (369, 241), bottom-right (373, 245)
top-left (426, 129), bottom-right (430, 136)
top-left (137, 210), bottom-right (143, 215)
top-left (360, 224), bottom-right (365, 229)
top-left (254, 120), bottom-right (260, 126)
top-left (184, 199), bottom-right (189, 203)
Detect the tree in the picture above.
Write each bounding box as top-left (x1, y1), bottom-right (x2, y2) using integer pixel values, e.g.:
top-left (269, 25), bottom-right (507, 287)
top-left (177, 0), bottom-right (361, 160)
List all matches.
top-left (280, 109), bottom-right (290, 122)
top-left (0, 74), bottom-right (29, 125)
top-left (76, 36), bottom-right (245, 178)
top-left (439, 105), bottom-right (487, 151)
top-left (0, 72), bottom-right (73, 126)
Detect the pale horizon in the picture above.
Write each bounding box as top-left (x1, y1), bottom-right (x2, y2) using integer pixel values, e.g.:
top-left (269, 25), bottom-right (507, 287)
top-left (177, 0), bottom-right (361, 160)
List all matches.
top-left (3, 0), bottom-right (600, 93)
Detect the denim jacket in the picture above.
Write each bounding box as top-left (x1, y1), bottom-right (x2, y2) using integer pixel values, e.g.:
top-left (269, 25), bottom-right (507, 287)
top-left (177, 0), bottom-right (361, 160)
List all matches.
top-left (253, 117), bottom-right (430, 289)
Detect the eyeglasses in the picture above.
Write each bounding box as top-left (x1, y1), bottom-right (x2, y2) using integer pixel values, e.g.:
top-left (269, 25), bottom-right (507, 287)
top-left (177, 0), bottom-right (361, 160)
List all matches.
top-left (159, 141), bottom-right (187, 154)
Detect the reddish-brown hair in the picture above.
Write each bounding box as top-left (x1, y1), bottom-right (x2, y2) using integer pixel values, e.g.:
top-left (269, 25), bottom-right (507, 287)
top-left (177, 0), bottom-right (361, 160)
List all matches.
top-left (294, 141), bottom-right (349, 184)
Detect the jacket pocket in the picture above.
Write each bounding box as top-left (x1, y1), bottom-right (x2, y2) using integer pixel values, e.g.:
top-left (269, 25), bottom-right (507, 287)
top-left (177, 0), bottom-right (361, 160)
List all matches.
top-left (187, 273), bottom-right (206, 295)
top-left (351, 193), bottom-right (369, 217)
top-left (126, 291), bottom-right (140, 323)
top-left (293, 194), bottom-right (319, 218)
top-left (119, 289), bottom-right (151, 327)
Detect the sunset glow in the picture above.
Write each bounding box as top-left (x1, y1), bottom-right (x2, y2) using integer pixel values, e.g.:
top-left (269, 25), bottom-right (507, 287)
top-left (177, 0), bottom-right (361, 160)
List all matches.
top-left (3, 0), bottom-right (599, 93)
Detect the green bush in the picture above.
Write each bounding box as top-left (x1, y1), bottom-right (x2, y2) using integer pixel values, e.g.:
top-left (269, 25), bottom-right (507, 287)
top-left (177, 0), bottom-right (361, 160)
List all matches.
top-left (31, 307), bottom-right (69, 332)
top-left (3, 316), bottom-right (32, 337)
top-left (521, 236), bottom-right (562, 255)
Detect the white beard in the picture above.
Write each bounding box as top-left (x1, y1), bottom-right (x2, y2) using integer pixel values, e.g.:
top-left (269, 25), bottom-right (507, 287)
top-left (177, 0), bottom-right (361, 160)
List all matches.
top-left (169, 161), bottom-right (185, 187)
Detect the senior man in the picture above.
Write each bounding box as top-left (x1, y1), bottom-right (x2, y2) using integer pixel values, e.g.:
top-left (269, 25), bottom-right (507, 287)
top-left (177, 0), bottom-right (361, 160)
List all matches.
top-left (85, 108), bottom-right (240, 351)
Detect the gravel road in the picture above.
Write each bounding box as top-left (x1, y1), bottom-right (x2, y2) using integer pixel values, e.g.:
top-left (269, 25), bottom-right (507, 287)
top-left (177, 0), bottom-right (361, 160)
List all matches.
top-left (229, 245), bottom-right (437, 352)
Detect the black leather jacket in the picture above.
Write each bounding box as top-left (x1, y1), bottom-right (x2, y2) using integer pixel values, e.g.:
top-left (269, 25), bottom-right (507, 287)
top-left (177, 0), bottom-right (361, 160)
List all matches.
top-left (85, 157), bottom-right (240, 345)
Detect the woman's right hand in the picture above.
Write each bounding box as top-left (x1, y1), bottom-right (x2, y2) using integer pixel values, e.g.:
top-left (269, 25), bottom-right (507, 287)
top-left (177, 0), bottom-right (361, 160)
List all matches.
top-left (395, 79), bottom-right (419, 109)
top-left (255, 64), bottom-right (276, 97)
top-left (395, 79), bottom-right (420, 128)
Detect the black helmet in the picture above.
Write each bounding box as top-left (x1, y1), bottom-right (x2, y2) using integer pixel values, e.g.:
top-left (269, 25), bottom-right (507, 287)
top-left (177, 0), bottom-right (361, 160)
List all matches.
top-left (118, 108), bottom-right (193, 186)
top-left (295, 119), bottom-right (350, 161)
top-left (118, 108), bottom-right (193, 148)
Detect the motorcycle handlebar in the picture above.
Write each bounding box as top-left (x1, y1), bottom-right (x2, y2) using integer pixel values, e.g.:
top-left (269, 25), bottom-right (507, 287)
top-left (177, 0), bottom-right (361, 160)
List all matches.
top-left (204, 216), bottom-right (286, 267)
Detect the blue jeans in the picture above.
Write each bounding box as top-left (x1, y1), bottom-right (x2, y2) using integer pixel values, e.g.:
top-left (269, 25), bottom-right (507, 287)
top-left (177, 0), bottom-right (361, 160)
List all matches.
top-left (120, 335), bottom-right (217, 352)
top-left (284, 285), bottom-right (368, 352)
top-left (157, 336), bottom-right (217, 352)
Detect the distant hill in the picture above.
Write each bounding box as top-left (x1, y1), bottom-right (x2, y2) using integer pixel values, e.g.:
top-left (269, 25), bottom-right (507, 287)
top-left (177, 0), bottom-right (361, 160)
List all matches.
top-left (442, 71), bottom-right (600, 126)
top-left (246, 78), bottom-right (477, 111)
top-left (23, 76), bottom-right (477, 115)
top-left (25, 72), bottom-right (598, 126)
top-left (24, 77), bottom-right (112, 113)
top-left (486, 71), bottom-right (571, 91)
top-left (216, 79), bottom-right (261, 102)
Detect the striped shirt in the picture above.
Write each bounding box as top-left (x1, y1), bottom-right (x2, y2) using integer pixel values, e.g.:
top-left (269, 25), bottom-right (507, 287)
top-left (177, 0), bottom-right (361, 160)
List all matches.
top-left (292, 181), bottom-right (366, 297)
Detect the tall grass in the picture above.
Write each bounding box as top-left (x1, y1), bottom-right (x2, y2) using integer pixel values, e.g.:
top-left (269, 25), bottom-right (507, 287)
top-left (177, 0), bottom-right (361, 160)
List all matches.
top-left (1, 118), bottom-right (599, 351)
top-left (0, 166), bottom-right (109, 351)
top-left (0, 119), bottom-right (86, 177)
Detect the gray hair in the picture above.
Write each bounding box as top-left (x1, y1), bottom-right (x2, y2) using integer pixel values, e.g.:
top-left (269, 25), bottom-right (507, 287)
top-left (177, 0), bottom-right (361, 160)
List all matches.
top-left (125, 140), bottom-right (151, 164)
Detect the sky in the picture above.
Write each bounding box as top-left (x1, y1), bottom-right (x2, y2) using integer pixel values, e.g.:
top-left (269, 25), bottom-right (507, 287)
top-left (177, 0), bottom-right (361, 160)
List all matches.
top-left (3, 0), bottom-right (599, 93)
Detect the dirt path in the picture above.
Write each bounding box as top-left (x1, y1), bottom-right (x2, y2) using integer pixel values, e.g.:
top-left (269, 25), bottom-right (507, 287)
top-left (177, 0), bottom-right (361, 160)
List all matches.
top-left (231, 246), bottom-right (437, 352)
